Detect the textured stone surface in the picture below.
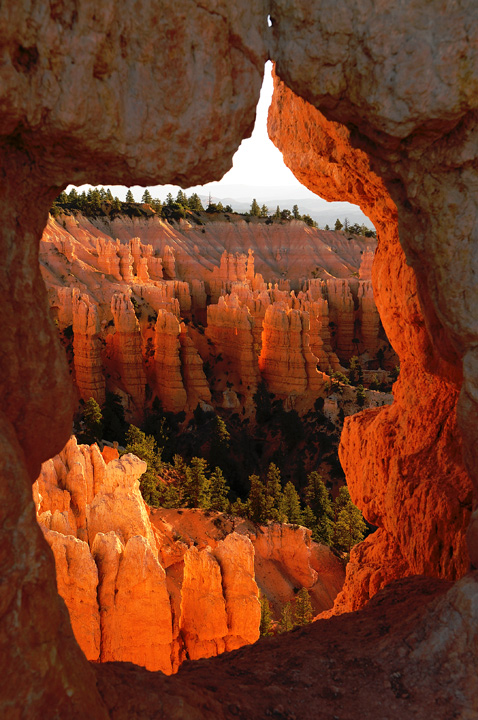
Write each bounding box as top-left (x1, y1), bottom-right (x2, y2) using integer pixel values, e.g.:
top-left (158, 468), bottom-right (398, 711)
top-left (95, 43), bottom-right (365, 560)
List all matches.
top-left (94, 575), bottom-right (478, 720)
top-left (43, 529), bottom-right (101, 661)
top-left (269, 74), bottom-right (473, 610)
top-left (2, 1), bottom-right (478, 717)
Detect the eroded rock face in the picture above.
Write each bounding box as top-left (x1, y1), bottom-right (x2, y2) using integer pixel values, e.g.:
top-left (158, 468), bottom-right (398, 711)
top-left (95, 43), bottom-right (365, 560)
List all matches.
top-left (268, 75), bottom-right (473, 610)
top-left (1, 1), bottom-right (478, 717)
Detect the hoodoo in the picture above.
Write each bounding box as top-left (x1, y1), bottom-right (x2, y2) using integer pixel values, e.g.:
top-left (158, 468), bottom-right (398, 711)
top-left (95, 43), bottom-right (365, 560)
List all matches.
top-left (0, 1), bottom-right (477, 718)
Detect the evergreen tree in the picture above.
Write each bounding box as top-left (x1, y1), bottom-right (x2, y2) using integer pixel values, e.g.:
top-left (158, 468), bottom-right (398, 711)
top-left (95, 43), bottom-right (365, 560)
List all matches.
top-left (185, 457), bottom-right (210, 509)
top-left (248, 474), bottom-right (268, 524)
top-left (280, 208), bottom-right (292, 220)
top-left (259, 593), bottom-right (274, 636)
top-left (344, 216), bottom-right (349, 231)
top-left (279, 601), bottom-right (295, 633)
top-left (102, 392), bottom-right (127, 444)
top-left (68, 187), bottom-right (78, 203)
top-left (325, 223), bottom-right (330, 231)
top-left (106, 188), bottom-right (114, 202)
top-left (333, 487), bottom-right (366, 553)
top-left (274, 205), bottom-right (281, 220)
top-left (250, 198), bottom-right (261, 217)
top-left (209, 467), bottom-right (230, 512)
top-left (176, 189), bottom-right (188, 206)
top-left (348, 356), bottom-right (363, 385)
top-left (370, 374), bottom-right (380, 391)
top-left (265, 463), bottom-right (285, 521)
top-left (166, 192), bottom-right (174, 206)
top-left (82, 397), bottom-right (103, 444)
top-left (282, 481), bottom-right (302, 524)
top-left (142, 188), bottom-right (152, 203)
top-left (125, 189), bottom-right (134, 202)
top-left (304, 472), bottom-right (334, 545)
top-left (292, 204), bottom-right (301, 219)
top-left (334, 218), bottom-right (343, 231)
top-left (124, 425), bottom-right (162, 507)
top-left (151, 198), bottom-right (163, 214)
top-left (300, 504), bottom-right (317, 533)
top-left (294, 588), bottom-right (313, 626)
top-left (188, 193), bottom-right (204, 212)
top-left (209, 414), bottom-right (231, 473)
top-left (356, 384), bottom-right (366, 407)
top-left (260, 204), bottom-right (269, 217)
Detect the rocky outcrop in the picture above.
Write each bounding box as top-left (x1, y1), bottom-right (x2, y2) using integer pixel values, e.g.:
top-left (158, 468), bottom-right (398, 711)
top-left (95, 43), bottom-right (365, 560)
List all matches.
top-left (92, 532), bottom-right (173, 674)
top-left (326, 279), bottom-right (356, 361)
top-left (2, 2), bottom-right (478, 718)
top-left (72, 291), bottom-right (106, 406)
top-left (269, 71), bottom-right (473, 611)
top-left (258, 302), bottom-right (323, 397)
top-left (109, 292), bottom-right (146, 415)
top-left (206, 294), bottom-right (260, 394)
top-left (214, 533), bottom-right (261, 651)
top-left (358, 281), bottom-right (381, 356)
top-left (154, 310), bottom-right (188, 413)
top-left (43, 529), bottom-right (101, 662)
top-left (179, 324), bottom-right (212, 409)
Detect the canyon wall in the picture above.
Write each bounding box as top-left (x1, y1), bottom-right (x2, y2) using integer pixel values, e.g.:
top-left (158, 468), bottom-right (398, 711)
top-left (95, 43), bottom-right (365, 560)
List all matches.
top-left (1, 1), bottom-right (478, 718)
top-left (268, 72), bottom-right (473, 610)
top-left (41, 216), bottom-right (386, 416)
top-left (34, 437), bottom-right (343, 672)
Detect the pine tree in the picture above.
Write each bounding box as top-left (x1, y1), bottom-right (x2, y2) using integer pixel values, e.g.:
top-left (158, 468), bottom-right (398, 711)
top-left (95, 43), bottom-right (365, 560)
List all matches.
top-left (125, 189), bottom-right (134, 202)
top-left (304, 472), bottom-right (334, 545)
top-left (260, 204), bottom-right (269, 217)
top-left (124, 425), bottom-right (162, 507)
top-left (334, 218), bottom-right (343, 231)
top-left (274, 205), bottom-right (281, 220)
top-left (248, 474), bottom-right (268, 524)
top-left (250, 198), bottom-right (261, 217)
top-left (265, 463), bottom-right (285, 521)
top-left (356, 384), bottom-right (366, 407)
top-left (176, 189), bottom-right (188, 207)
top-left (209, 467), bottom-right (230, 512)
top-left (166, 192), bottom-right (174, 206)
top-left (292, 204), bottom-right (301, 219)
top-left (278, 601), bottom-right (295, 633)
top-left (185, 457), bottom-right (210, 509)
top-left (82, 397), bottom-right (103, 444)
top-left (188, 193), bottom-right (204, 212)
top-left (333, 487), bottom-right (366, 553)
top-left (294, 588), bottom-right (313, 626)
top-left (142, 188), bottom-right (152, 203)
top-left (259, 593), bottom-right (274, 636)
top-left (282, 481), bottom-right (302, 524)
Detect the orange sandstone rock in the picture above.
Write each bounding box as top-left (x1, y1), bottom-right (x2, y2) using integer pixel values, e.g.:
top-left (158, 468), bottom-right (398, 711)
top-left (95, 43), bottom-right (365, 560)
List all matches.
top-left (154, 309), bottom-right (188, 413)
top-left (72, 291), bottom-right (106, 406)
top-left (179, 546), bottom-right (228, 660)
top-left (43, 529), bottom-right (101, 661)
top-left (213, 533), bottom-right (261, 651)
top-left (93, 532), bottom-right (173, 674)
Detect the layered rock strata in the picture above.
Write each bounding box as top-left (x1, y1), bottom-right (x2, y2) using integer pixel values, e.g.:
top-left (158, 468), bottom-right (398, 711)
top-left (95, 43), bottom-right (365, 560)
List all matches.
top-left (34, 438), bottom-right (343, 677)
top-left (269, 72), bottom-right (473, 611)
top-left (258, 303), bottom-right (323, 397)
top-left (2, 2), bottom-right (478, 718)
top-left (72, 291), bottom-right (106, 406)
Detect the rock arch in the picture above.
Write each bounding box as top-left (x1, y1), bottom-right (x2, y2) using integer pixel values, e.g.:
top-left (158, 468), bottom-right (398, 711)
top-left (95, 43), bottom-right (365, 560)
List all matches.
top-left (0, 1), bottom-right (477, 717)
